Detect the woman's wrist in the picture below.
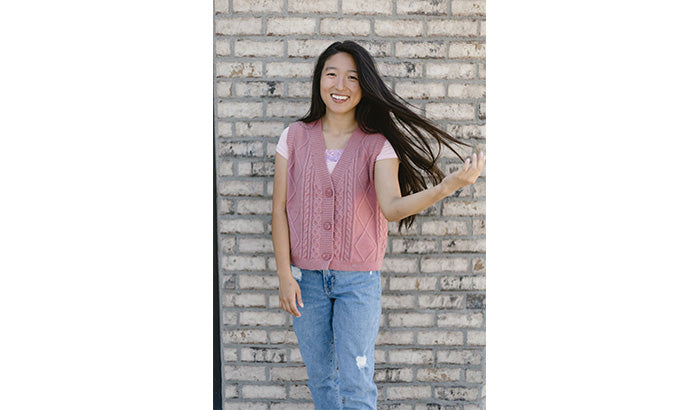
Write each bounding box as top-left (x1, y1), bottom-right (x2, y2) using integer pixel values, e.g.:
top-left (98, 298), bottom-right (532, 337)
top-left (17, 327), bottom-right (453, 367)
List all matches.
top-left (274, 259), bottom-right (293, 278)
top-left (436, 180), bottom-right (454, 199)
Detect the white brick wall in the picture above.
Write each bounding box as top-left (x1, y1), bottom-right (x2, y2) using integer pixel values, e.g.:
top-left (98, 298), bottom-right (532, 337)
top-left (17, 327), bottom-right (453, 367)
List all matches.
top-left (215, 0), bottom-right (486, 408)
top-left (396, 0), bottom-right (449, 15)
top-left (320, 18), bottom-right (372, 36)
top-left (374, 19), bottom-right (424, 36)
top-left (342, 0), bottom-right (393, 15)
top-left (288, 0), bottom-right (338, 14)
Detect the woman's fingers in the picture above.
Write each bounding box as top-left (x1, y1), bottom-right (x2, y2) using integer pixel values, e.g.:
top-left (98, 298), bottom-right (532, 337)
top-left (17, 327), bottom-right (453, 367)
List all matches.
top-left (279, 278), bottom-right (302, 317)
top-left (443, 150), bottom-right (485, 193)
top-left (281, 300), bottom-right (298, 317)
top-left (468, 151), bottom-right (485, 172)
top-left (477, 151), bottom-right (486, 168)
top-left (280, 295), bottom-right (301, 317)
top-left (464, 152), bottom-right (478, 171)
top-left (460, 154), bottom-right (473, 174)
top-left (289, 302), bottom-right (301, 317)
top-left (460, 151), bottom-right (484, 184)
top-left (296, 288), bottom-right (304, 308)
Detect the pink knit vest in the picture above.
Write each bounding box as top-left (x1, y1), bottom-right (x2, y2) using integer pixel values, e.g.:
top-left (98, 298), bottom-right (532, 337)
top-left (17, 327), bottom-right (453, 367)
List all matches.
top-left (285, 119), bottom-right (388, 271)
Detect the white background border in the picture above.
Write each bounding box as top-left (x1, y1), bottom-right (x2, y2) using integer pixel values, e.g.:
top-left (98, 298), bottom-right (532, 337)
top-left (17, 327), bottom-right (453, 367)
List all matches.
top-left (1, 1), bottom-right (699, 408)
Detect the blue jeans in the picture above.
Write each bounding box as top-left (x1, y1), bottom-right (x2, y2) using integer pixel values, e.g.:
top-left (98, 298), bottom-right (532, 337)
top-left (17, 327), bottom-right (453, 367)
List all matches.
top-left (291, 265), bottom-right (382, 410)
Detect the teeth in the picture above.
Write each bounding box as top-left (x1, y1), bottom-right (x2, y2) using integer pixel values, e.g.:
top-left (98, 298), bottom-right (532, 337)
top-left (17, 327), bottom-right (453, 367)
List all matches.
top-left (331, 94), bottom-right (349, 100)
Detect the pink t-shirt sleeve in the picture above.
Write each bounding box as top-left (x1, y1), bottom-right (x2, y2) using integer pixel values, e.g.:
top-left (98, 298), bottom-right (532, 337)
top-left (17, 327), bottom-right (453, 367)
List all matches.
top-left (276, 127), bottom-right (289, 159)
top-left (376, 139), bottom-right (398, 161)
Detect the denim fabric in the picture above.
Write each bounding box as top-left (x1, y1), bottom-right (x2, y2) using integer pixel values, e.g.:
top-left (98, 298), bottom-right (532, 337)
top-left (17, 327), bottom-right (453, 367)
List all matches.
top-left (291, 265), bottom-right (382, 410)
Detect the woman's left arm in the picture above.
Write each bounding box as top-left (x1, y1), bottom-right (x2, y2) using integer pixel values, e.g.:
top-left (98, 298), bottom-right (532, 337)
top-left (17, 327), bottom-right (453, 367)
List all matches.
top-left (374, 151), bottom-right (485, 222)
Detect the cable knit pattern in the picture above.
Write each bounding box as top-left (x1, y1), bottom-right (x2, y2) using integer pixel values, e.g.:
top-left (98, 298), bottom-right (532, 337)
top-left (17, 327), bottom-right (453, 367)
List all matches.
top-left (286, 119), bottom-right (388, 271)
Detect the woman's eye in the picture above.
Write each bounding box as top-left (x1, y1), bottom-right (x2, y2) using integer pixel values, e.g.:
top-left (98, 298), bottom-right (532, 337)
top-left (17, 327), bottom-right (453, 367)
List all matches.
top-left (326, 73), bottom-right (336, 77)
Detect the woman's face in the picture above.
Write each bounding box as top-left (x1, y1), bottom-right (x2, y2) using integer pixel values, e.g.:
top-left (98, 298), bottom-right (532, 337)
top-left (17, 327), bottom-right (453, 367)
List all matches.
top-left (319, 52), bottom-right (362, 117)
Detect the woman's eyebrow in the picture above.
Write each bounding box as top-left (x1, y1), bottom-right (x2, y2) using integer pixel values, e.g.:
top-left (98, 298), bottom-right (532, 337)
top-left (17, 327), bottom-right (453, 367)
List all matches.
top-left (323, 66), bottom-right (358, 73)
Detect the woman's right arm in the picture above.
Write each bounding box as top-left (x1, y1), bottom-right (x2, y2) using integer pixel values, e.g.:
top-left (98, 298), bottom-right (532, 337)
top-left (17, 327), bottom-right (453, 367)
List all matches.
top-left (271, 153), bottom-right (303, 317)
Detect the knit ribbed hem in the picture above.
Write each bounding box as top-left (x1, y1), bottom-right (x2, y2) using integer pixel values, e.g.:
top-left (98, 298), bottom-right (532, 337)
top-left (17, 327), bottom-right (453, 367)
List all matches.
top-left (291, 257), bottom-right (384, 272)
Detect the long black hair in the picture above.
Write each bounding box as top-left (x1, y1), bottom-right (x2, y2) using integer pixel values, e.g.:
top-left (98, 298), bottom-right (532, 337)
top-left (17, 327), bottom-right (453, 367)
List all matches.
top-left (299, 40), bottom-right (472, 231)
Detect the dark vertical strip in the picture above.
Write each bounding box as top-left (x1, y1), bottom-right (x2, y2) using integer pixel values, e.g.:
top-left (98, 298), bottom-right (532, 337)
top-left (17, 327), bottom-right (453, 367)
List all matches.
top-left (213, 112), bottom-right (222, 410)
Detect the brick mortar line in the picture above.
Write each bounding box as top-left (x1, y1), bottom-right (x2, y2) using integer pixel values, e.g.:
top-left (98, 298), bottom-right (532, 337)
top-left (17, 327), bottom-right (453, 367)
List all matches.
top-left (218, 43), bottom-right (485, 50)
top-left (224, 312), bottom-right (479, 317)
top-left (219, 79), bottom-right (486, 83)
top-left (215, 131), bottom-right (485, 137)
top-left (214, 15), bottom-right (486, 20)
top-left (217, 94), bottom-right (486, 99)
top-left (214, 34), bottom-right (486, 38)
top-left (215, 137), bottom-right (484, 144)
top-left (223, 369), bottom-right (483, 376)
top-left (223, 380), bottom-right (484, 386)
top-left (215, 123), bottom-right (484, 129)
top-left (224, 282), bottom-right (486, 288)
top-left (218, 88), bottom-right (486, 95)
top-left (217, 215), bottom-right (273, 220)
top-left (215, 119), bottom-right (484, 123)
top-left (225, 254), bottom-right (485, 260)
top-left (222, 300), bottom-right (485, 305)
top-left (214, 56), bottom-right (485, 62)
top-left (225, 346), bottom-right (483, 351)
top-left (214, 36), bottom-right (486, 43)
top-left (217, 96), bottom-right (485, 101)
top-left (222, 305), bottom-right (484, 311)
top-left (223, 343), bottom-right (484, 351)
top-left (224, 303), bottom-right (483, 308)
top-left (225, 312), bottom-right (485, 318)
top-left (223, 234), bottom-right (485, 240)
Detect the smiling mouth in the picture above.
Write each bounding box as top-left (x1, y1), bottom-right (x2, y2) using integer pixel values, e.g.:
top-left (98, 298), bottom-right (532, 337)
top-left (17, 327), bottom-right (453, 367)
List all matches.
top-left (331, 94), bottom-right (349, 103)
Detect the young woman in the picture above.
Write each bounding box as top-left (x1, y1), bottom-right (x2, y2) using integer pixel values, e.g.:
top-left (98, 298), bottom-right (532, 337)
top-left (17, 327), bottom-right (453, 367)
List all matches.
top-left (272, 40), bottom-right (485, 409)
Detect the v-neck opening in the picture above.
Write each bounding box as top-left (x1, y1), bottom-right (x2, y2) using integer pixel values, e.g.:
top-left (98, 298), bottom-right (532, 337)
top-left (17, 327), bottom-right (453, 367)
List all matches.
top-left (314, 119), bottom-right (362, 181)
top-left (322, 127), bottom-right (357, 151)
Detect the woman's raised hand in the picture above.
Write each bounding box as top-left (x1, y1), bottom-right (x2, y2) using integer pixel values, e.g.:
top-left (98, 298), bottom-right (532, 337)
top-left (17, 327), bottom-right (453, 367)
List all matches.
top-left (440, 150), bottom-right (486, 194)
